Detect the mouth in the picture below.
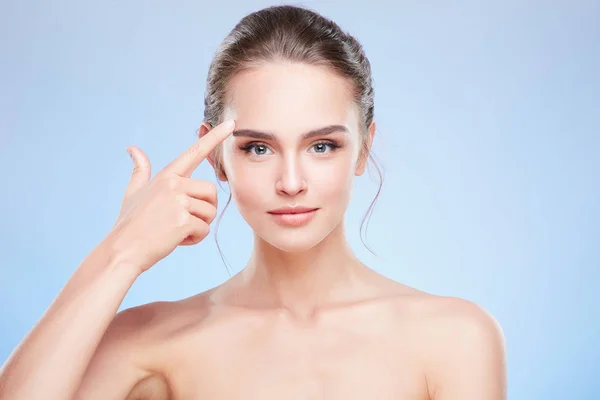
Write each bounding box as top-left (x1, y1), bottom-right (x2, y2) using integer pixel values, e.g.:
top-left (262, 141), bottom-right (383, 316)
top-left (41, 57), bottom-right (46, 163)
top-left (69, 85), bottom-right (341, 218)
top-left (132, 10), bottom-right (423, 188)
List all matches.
top-left (268, 206), bottom-right (319, 215)
top-left (267, 206), bottom-right (319, 226)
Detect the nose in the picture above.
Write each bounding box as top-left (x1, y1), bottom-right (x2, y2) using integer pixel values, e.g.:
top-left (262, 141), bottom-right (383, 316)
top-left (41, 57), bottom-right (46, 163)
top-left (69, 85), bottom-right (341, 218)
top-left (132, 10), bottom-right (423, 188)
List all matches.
top-left (275, 153), bottom-right (307, 196)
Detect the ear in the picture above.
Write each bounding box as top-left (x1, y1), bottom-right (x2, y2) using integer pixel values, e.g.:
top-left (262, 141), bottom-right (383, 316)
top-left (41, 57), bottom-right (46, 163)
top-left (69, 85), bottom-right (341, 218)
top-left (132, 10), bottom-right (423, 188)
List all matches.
top-left (199, 122), bottom-right (228, 182)
top-left (355, 121), bottom-right (376, 176)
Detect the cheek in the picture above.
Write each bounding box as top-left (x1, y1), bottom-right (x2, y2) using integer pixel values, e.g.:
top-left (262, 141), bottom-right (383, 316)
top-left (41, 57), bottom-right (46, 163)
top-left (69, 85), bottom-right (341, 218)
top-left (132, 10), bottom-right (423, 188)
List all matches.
top-left (226, 158), bottom-right (271, 211)
top-left (307, 156), bottom-right (356, 201)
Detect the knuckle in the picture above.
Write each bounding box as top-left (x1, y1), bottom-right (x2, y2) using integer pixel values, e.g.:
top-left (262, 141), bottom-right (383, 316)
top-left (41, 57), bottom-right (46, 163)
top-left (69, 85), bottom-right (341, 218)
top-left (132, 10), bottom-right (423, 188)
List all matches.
top-left (176, 210), bottom-right (191, 227)
top-left (174, 193), bottom-right (191, 210)
top-left (155, 173), bottom-right (178, 190)
top-left (205, 181), bottom-right (217, 193)
top-left (197, 221), bottom-right (210, 236)
top-left (131, 164), bottom-right (143, 175)
top-left (208, 205), bottom-right (218, 221)
top-left (166, 176), bottom-right (181, 191)
top-left (207, 182), bottom-right (218, 200)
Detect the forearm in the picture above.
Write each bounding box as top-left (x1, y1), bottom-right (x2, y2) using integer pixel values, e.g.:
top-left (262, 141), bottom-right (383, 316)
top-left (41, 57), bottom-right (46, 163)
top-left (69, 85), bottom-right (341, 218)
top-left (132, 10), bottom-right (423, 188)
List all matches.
top-left (0, 235), bottom-right (140, 400)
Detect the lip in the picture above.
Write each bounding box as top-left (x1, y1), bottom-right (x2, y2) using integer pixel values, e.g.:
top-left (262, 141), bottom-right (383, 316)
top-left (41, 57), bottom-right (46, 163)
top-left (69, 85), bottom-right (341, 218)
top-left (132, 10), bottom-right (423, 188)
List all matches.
top-left (267, 206), bottom-right (319, 227)
top-left (268, 206), bottom-right (319, 214)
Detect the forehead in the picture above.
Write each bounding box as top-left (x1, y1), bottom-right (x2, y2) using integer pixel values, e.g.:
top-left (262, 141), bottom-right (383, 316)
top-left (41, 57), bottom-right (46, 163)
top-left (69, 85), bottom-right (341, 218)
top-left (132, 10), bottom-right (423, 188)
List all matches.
top-left (223, 61), bottom-right (359, 136)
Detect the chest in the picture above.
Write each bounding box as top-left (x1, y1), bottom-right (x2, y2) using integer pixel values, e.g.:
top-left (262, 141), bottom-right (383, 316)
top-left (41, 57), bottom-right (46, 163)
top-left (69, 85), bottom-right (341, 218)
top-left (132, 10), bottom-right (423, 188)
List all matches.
top-left (166, 320), bottom-right (428, 400)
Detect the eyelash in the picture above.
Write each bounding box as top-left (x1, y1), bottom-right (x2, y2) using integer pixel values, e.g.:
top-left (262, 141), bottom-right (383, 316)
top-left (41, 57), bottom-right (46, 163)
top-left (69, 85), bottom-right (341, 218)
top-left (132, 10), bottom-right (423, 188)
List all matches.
top-left (239, 140), bottom-right (342, 156)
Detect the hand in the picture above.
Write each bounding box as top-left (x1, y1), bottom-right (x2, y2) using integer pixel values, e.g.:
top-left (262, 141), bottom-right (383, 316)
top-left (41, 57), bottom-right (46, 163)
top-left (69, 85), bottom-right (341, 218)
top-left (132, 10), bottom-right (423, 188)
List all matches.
top-left (108, 119), bottom-right (235, 274)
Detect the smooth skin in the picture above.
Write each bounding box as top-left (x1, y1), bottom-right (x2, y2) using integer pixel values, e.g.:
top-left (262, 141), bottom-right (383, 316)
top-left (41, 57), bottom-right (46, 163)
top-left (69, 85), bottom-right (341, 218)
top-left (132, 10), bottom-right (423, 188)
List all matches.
top-left (0, 62), bottom-right (506, 400)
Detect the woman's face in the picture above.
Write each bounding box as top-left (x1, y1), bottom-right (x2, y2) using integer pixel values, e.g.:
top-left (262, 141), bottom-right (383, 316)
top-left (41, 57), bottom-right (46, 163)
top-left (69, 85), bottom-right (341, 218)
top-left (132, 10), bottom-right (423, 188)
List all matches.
top-left (213, 61), bottom-right (373, 253)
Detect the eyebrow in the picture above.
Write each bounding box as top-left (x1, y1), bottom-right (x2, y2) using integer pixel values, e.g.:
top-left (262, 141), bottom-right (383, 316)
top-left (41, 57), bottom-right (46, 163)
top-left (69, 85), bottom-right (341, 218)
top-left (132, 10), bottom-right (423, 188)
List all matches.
top-left (232, 124), bottom-right (349, 141)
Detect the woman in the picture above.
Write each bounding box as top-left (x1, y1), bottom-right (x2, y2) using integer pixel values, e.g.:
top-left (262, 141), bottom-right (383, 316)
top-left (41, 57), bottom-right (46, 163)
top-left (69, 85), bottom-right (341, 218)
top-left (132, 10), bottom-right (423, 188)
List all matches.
top-left (0, 5), bottom-right (506, 400)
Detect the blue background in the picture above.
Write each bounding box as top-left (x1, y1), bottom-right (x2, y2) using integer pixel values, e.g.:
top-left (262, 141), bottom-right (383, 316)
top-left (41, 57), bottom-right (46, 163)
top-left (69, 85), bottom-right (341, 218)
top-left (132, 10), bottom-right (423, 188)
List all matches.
top-left (1, 1), bottom-right (598, 398)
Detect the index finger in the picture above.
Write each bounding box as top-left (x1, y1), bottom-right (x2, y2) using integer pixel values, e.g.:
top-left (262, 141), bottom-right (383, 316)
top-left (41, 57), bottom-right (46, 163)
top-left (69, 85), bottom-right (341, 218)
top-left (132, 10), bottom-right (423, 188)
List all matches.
top-left (163, 119), bottom-right (235, 177)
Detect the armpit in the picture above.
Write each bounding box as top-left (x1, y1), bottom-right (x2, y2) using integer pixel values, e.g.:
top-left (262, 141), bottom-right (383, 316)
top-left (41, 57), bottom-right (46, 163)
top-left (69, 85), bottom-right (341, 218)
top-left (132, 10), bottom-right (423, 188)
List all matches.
top-left (126, 373), bottom-right (172, 400)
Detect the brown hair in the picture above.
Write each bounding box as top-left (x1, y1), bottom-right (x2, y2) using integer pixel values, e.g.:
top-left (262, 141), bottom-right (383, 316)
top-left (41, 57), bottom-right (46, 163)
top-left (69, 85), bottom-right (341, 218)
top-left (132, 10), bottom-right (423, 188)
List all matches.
top-left (202, 5), bottom-right (383, 273)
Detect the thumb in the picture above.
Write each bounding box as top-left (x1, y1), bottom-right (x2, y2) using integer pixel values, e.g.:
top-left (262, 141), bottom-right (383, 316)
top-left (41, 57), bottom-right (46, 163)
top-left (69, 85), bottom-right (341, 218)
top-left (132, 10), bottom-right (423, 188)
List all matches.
top-left (124, 146), bottom-right (151, 198)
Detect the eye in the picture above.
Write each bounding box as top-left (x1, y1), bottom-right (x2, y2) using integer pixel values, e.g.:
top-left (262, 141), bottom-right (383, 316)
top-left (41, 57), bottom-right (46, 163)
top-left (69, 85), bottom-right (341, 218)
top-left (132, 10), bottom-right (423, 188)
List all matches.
top-left (252, 144), bottom-right (272, 156)
top-left (240, 142), bottom-right (273, 156)
top-left (308, 141), bottom-right (341, 154)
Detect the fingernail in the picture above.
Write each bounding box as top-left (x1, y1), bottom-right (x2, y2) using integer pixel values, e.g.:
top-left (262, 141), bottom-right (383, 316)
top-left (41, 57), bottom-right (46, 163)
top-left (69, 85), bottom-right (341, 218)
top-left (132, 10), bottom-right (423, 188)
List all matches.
top-left (126, 147), bottom-right (132, 159)
top-left (223, 119), bottom-right (235, 129)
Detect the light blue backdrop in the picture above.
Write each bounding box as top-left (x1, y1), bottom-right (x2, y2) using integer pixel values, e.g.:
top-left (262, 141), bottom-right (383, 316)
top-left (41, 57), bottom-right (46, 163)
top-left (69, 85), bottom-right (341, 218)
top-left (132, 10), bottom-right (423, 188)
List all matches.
top-left (1, 1), bottom-right (598, 398)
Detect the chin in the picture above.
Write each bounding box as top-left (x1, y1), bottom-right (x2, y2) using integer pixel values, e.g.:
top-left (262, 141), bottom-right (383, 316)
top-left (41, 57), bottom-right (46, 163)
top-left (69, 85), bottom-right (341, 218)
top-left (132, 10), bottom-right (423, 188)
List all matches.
top-left (264, 236), bottom-right (321, 253)
top-left (256, 222), bottom-right (339, 253)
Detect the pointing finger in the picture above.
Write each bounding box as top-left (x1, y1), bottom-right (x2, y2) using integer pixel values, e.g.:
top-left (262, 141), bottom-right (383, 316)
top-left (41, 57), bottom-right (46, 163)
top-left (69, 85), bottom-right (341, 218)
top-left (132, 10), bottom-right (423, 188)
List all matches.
top-left (163, 119), bottom-right (235, 177)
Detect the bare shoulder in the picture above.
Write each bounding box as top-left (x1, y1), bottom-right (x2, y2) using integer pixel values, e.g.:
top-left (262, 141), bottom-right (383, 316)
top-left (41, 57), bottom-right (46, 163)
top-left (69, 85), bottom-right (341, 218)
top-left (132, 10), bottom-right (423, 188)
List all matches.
top-left (109, 289), bottom-right (216, 345)
top-left (362, 271), bottom-right (504, 342)
top-left (362, 274), bottom-right (506, 400)
top-left (413, 295), bottom-right (506, 362)
top-left (75, 291), bottom-right (215, 400)
top-left (408, 294), bottom-right (504, 335)
top-left (407, 295), bottom-right (507, 400)
top-left (367, 273), bottom-right (503, 338)
top-left (86, 299), bottom-right (195, 367)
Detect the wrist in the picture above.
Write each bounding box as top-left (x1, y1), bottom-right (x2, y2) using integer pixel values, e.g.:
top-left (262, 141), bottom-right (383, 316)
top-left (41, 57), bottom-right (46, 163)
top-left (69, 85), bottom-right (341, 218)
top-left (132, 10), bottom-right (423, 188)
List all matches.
top-left (96, 231), bottom-right (144, 282)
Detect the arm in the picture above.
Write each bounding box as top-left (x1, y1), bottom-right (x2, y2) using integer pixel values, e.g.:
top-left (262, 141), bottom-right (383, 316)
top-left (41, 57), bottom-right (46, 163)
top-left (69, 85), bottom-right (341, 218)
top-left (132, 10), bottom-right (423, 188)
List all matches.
top-left (74, 302), bottom-right (165, 400)
top-left (0, 120), bottom-right (235, 400)
top-left (425, 298), bottom-right (507, 400)
top-left (0, 234), bottom-right (144, 400)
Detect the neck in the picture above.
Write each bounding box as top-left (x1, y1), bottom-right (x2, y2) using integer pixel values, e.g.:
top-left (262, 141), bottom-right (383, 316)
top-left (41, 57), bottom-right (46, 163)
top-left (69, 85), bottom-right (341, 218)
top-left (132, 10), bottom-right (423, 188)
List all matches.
top-left (236, 221), bottom-right (367, 319)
